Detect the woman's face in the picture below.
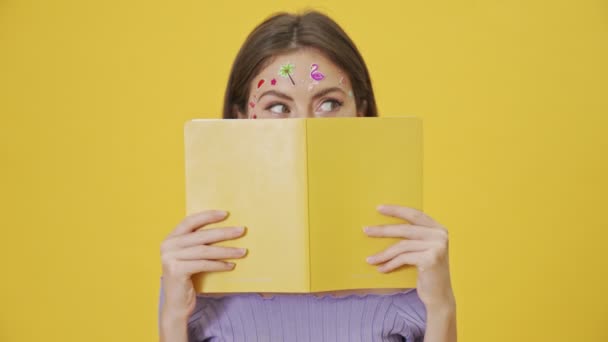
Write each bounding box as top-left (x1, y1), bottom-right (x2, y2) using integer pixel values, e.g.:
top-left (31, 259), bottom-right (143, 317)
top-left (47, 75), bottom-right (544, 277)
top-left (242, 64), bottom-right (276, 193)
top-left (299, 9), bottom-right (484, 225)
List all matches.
top-left (240, 48), bottom-right (362, 119)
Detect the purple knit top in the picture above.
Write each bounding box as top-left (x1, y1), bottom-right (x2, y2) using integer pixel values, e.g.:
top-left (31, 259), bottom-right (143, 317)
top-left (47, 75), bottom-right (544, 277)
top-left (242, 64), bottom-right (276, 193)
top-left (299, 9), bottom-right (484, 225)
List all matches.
top-left (159, 283), bottom-right (426, 341)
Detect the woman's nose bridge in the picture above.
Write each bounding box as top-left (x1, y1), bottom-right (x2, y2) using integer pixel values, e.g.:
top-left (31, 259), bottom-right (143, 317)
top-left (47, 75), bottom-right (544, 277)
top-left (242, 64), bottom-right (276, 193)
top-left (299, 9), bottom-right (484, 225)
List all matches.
top-left (291, 107), bottom-right (315, 118)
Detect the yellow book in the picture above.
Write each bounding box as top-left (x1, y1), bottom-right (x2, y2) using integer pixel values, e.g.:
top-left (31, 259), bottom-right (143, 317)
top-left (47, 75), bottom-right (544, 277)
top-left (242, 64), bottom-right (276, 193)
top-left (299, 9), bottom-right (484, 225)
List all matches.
top-left (184, 117), bottom-right (422, 293)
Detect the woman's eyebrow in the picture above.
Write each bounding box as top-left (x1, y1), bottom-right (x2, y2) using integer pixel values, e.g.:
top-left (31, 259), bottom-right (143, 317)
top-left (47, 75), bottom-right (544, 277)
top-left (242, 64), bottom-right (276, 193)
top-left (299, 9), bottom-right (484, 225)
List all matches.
top-left (257, 90), bottom-right (294, 102)
top-left (311, 87), bottom-right (345, 100)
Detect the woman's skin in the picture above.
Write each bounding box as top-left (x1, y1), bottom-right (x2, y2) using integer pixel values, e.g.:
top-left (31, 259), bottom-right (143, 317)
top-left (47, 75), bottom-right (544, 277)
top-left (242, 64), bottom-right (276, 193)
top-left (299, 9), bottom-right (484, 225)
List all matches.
top-left (160, 48), bottom-right (457, 342)
top-left (236, 47), bottom-right (361, 119)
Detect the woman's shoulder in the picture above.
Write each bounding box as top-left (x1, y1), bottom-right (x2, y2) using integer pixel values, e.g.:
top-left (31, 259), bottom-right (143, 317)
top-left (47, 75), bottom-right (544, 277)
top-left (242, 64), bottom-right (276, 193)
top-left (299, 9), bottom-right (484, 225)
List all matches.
top-left (190, 288), bottom-right (426, 340)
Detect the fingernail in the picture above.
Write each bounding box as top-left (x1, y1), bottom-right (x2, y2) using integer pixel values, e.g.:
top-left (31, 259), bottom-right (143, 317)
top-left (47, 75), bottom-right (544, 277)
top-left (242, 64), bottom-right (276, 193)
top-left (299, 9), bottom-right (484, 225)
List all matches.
top-left (366, 256), bottom-right (375, 263)
top-left (226, 262), bottom-right (235, 269)
top-left (237, 226), bottom-right (246, 233)
top-left (238, 248), bottom-right (247, 255)
top-left (215, 210), bottom-right (228, 216)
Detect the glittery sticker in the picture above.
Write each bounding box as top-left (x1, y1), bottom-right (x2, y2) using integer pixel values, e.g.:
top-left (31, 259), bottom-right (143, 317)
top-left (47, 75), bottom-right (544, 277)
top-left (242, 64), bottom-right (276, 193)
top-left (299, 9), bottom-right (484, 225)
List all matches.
top-left (308, 81), bottom-right (319, 92)
top-left (310, 64), bottom-right (325, 81)
top-left (257, 79), bottom-right (265, 88)
top-left (278, 63), bottom-right (296, 85)
top-left (271, 78), bottom-right (277, 86)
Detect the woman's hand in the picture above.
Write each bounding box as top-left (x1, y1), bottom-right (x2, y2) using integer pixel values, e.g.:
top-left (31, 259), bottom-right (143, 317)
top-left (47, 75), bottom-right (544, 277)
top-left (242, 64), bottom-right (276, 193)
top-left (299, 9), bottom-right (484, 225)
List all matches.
top-left (364, 205), bottom-right (455, 311)
top-left (160, 210), bottom-right (247, 319)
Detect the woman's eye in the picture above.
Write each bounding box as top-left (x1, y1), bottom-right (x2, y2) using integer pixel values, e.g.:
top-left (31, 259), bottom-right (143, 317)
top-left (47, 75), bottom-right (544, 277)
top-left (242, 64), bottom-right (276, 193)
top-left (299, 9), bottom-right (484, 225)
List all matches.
top-left (268, 103), bottom-right (290, 114)
top-left (318, 99), bottom-right (342, 113)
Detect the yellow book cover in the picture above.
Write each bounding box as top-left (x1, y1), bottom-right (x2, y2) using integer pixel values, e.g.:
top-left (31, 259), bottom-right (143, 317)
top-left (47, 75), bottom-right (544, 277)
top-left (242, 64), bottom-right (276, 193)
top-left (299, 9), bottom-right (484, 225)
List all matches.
top-left (184, 117), bottom-right (422, 293)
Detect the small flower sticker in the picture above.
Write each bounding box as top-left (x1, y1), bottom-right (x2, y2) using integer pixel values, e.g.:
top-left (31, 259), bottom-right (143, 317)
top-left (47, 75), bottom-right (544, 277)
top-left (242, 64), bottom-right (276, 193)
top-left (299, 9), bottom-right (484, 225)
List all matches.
top-left (308, 80), bottom-right (319, 92)
top-left (278, 63), bottom-right (296, 85)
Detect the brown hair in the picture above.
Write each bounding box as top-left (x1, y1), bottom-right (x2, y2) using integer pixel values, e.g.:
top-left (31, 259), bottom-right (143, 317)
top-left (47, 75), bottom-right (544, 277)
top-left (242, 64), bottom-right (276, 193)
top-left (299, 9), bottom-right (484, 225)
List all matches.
top-left (222, 10), bottom-right (378, 118)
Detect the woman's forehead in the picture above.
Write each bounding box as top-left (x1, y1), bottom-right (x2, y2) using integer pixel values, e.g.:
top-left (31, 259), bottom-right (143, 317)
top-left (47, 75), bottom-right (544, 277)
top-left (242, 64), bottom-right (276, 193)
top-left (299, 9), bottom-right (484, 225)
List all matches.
top-left (260, 49), bottom-right (343, 77)
top-left (250, 49), bottom-right (350, 98)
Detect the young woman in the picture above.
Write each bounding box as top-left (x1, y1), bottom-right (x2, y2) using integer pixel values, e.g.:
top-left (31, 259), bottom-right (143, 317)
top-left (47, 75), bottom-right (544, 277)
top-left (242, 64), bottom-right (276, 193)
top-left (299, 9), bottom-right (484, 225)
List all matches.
top-left (160, 11), bottom-right (456, 342)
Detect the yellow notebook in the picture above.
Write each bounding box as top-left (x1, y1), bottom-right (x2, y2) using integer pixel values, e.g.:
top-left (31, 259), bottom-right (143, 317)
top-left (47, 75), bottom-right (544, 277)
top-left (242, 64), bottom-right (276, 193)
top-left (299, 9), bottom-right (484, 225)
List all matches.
top-left (184, 117), bottom-right (422, 293)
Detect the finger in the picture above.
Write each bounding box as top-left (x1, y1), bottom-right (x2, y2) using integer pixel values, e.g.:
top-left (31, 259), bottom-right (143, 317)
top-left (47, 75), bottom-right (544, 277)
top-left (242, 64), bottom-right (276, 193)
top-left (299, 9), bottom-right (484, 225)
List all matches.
top-left (181, 226), bottom-right (246, 247)
top-left (179, 259), bottom-right (236, 275)
top-left (366, 240), bottom-right (431, 265)
top-left (377, 252), bottom-right (425, 273)
top-left (168, 210), bottom-right (229, 237)
top-left (377, 204), bottom-right (443, 229)
top-left (364, 224), bottom-right (438, 240)
top-left (172, 245), bottom-right (247, 261)
top-left (162, 226), bottom-right (246, 253)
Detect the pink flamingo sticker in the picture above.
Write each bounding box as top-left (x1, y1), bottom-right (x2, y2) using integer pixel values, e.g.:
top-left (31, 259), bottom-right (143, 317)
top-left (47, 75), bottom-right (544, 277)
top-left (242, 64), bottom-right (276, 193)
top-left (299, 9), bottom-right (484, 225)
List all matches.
top-left (310, 64), bottom-right (325, 81)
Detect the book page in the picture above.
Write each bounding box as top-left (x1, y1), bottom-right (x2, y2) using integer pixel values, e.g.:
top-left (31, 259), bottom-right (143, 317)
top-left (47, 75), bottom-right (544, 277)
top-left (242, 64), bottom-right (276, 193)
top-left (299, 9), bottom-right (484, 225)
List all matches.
top-left (306, 117), bottom-right (422, 292)
top-left (185, 119), bottom-right (310, 293)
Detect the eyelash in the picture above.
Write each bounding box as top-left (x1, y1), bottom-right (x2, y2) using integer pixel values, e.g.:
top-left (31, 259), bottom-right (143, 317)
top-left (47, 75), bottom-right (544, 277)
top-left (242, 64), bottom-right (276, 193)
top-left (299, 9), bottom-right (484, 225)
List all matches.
top-left (318, 99), bottom-right (343, 112)
top-left (265, 102), bottom-right (290, 114)
top-left (264, 98), bottom-right (344, 114)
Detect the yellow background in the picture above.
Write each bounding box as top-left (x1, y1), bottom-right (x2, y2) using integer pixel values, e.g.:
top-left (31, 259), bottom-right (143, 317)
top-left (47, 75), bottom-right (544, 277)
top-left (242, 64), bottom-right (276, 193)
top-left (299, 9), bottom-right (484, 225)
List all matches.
top-left (1, 0), bottom-right (606, 341)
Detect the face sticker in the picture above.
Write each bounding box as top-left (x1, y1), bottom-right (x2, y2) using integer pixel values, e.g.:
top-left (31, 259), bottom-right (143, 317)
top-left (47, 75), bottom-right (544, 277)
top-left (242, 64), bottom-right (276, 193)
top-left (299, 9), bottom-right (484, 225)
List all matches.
top-left (307, 80), bottom-right (319, 92)
top-left (348, 90), bottom-right (353, 97)
top-left (310, 64), bottom-right (325, 81)
top-left (278, 63), bottom-right (296, 85)
top-left (257, 79), bottom-right (265, 89)
top-left (249, 101), bottom-right (256, 108)
top-left (271, 78), bottom-right (277, 86)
